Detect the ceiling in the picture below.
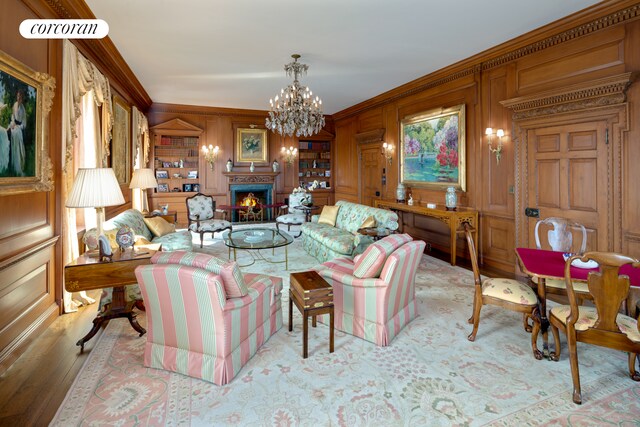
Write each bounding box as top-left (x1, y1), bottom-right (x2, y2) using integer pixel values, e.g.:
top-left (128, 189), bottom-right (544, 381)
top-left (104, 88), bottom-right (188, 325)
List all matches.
top-left (85, 0), bottom-right (602, 115)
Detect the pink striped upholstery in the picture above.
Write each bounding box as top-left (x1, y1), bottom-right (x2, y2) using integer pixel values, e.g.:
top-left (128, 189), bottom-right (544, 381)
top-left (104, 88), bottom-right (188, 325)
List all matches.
top-left (134, 254), bottom-right (282, 385)
top-left (353, 233), bottom-right (413, 278)
top-left (314, 239), bottom-right (425, 346)
top-left (152, 250), bottom-right (248, 298)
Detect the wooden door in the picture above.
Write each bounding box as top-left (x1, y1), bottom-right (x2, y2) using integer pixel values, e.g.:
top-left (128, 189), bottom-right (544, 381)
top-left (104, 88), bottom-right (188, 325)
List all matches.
top-left (526, 121), bottom-right (609, 252)
top-left (359, 144), bottom-right (384, 206)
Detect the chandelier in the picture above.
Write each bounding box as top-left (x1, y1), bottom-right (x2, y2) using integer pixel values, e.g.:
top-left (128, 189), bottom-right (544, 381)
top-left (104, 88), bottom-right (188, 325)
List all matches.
top-left (266, 54), bottom-right (325, 137)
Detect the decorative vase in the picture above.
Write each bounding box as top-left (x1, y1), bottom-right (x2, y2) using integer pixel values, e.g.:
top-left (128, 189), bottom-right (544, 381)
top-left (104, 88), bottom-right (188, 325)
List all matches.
top-left (396, 182), bottom-right (406, 203)
top-left (250, 162), bottom-right (255, 172)
top-left (225, 159), bottom-right (233, 172)
top-left (272, 160), bottom-right (279, 172)
top-left (445, 186), bottom-right (457, 210)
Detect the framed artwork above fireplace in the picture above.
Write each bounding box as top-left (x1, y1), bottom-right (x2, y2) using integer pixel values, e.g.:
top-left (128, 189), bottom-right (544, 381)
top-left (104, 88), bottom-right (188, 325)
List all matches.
top-left (235, 127), bottom-right (268, 165)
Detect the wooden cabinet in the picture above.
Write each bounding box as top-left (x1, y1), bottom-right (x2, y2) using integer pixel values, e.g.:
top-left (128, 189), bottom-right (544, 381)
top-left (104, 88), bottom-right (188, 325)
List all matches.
top-left (149, 119), bottom-right (204, 226)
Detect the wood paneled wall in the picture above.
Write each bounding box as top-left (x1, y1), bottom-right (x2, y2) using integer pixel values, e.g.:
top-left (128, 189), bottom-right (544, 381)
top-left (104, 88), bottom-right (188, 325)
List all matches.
top-left (147, 103), bottom-right (335, 209)
top-left (0, 0), bottom-right (149, 373)
top-left (332, 0), bottom-right (640, 273)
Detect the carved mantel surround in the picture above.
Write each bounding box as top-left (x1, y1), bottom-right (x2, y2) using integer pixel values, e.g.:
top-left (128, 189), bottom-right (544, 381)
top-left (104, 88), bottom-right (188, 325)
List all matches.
top-left (222, 171), bottom-right (280, 201)
top-left (500, 72), bottom-right (635, 252)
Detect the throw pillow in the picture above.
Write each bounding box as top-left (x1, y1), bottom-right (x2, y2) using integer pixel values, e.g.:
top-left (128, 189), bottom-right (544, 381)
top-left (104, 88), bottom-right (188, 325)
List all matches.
top-left (318, 205), bottom-right (340, 226)
top-left (143, 217), bottom-right (176, 237)
top-left (152, 251), bottom-right (249, 298)
top-left (359, 215), bottom-right (376, 229)
top-left (353, 233), bottom-right (413, 278)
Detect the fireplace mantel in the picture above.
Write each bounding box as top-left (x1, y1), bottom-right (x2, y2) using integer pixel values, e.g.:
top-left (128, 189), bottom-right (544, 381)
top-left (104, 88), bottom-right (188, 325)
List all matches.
top-left (222, 171), bottom-right (280, 184)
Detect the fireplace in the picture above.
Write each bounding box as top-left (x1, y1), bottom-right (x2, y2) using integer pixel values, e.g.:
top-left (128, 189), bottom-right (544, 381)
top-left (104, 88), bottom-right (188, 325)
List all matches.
top-left (230, 184), bottom-right (273, 222)
top-left (224, 171), bottom-right (280, 223)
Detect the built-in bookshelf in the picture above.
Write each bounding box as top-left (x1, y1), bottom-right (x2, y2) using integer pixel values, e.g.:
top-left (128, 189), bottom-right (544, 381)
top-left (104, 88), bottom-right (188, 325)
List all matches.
top-left (153, 136), bottom-right (201, 193)
top-left (149, 118), bottom-right (204, 226)
top-left (298, 140), bottom-right (331, 190)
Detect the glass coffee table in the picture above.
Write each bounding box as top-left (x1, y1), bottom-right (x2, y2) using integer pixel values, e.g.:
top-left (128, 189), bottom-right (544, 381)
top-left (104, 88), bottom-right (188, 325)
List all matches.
top-left (223, 228), bottom-right (294, 270)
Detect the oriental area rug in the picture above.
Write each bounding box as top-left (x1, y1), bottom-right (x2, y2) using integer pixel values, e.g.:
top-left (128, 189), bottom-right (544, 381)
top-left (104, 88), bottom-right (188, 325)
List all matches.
top-left (52, 225), bottom-right (640, 426)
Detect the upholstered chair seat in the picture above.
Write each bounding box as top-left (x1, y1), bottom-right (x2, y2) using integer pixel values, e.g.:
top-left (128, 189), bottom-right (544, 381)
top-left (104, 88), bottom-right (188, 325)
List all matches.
top-left (314, 233), bottom-right (425, 346)
top-left (481, 278), bottom-right (539, 305)
top-left (135, 251), bottom-right (283, 385)
top-left (186, 192), bottom-right (232, 247)
top-left (550, 306), bottom-right (640, 341)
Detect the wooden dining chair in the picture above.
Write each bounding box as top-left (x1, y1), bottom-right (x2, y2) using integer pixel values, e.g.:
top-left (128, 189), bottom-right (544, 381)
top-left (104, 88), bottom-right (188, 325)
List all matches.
top-left (463, 223), bottom-right (542, 358)
top-left (549, 252), bottom-right (640, 404)
top-left (534, 217), bottom-right (591, 304)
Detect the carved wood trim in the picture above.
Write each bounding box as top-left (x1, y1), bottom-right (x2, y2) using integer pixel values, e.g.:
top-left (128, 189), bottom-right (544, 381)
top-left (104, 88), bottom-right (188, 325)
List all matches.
top-left (355, 128), bottom-right (385, 144)
top-left (500, 73), bottom-right (636, 119)
top-left (503, 74), bottom-right (632, 251)
top-left (150, 118), bottom-right (203, 134)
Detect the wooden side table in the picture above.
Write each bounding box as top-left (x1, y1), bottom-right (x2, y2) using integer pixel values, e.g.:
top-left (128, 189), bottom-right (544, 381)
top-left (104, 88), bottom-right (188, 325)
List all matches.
top-left (145, 211), bottom-right (177, 224)
top-left (289, 270), bottom-right (334, 358)
top-left (65, 249), bottom-right (157, 351)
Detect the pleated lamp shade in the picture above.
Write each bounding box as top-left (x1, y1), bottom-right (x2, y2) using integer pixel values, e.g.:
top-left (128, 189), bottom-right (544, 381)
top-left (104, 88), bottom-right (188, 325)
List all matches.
top-left (129, 168), bottom-right (158, 190)
top-left (66, 168), bottom-right (125, 208)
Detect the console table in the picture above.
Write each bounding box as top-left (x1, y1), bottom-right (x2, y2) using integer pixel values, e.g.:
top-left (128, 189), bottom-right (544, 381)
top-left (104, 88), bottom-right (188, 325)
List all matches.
top-left (374, 200), bottom-right (478, 265)
top-left (65, 249), bottom-right (157, 351)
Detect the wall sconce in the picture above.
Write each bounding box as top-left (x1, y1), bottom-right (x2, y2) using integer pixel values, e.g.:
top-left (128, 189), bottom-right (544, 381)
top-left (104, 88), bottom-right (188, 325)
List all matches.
top-left (281, 145), bottom-right (298, 165)
top-left (202, 144), bottom-right (219, 170)
top-left (382, 142), bottom-right (393, 165)
top-left (485, 127), bottom-right (505, 165)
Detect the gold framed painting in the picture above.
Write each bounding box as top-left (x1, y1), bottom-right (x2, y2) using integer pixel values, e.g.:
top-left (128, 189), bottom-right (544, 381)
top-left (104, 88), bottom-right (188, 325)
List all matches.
top-left (111, 95), bottom-right (131, 185)
top-left (400, 104), bottom-right (466, 191)
top-left (0, 50), bottom-right (55, 195)
top-left (235, 127), bottom-right (268, 165)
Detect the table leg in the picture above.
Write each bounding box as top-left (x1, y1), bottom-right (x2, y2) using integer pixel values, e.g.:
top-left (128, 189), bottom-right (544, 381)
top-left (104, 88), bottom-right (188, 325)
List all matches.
top-left (450, 226), bottom-right (457, 266)
top-left (288, 290), bottom-right (293, 332)
top-left (535, 277), bottom-right (550, 360)
top-left (303, 311), bottom-right (309, 359)
top-left (285, 245), bottom-right (288, 270)
top-left (329, 309), bottom-right (334, 353)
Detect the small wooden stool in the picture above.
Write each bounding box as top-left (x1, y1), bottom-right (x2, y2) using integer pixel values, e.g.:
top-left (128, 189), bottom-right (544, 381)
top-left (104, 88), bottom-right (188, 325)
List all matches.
top-left (289, 270), bottom-right (334, 358)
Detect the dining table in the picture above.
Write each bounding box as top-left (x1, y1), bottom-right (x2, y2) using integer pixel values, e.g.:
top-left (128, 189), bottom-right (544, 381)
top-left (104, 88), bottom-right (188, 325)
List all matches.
top-left (515, 247), bottom-right (640, 359)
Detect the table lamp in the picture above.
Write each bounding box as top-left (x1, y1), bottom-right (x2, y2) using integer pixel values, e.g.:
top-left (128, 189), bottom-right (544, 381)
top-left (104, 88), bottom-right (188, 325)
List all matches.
top-left (129, 168), bottom-right (158, 214)
top-left (66, 168), bottom-right (125, 237)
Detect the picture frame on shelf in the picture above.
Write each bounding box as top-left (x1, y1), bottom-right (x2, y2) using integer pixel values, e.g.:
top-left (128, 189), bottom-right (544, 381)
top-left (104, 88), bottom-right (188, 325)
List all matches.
top-left (183, 183), bottom-right (192, 192)
top-left (192, 183), bottom-right (200, 193)
top-left (187, 170), bottom-right (198, 179)
top-left (319, 181), bottom-right (327, 189)
top-left (111, 95), bottom-right (131, 185)
top-left (235, 127), bottom-right (268, 164)
top-left (400, 103), bottom-right (466, 191)
top-left (157, 183), bottom-right (169, 192)
top-left (155, 170), bottom-right (169, 179)
top-left (324, 170), bottom-right (331, 177)
top-left (162, 161), bottom-right (172, 168)
top-left (0, 50), bottom-right (55, 195)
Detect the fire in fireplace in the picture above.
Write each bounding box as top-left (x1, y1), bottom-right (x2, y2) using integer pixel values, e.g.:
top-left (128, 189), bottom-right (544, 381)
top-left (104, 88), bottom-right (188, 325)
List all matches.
top-left (230, 184), bottom-right (273, 222)
top-left (238, 193), bottom-right (262, 222)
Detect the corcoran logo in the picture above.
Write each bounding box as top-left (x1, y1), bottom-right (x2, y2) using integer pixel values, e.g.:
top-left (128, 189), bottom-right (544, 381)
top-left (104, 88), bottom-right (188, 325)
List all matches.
top-left (19, 19), bottom-right (109, 39)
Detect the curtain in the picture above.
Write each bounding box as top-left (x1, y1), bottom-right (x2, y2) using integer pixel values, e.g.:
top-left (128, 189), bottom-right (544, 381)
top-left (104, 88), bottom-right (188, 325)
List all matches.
top-left (61, 40), bottom-right (114, 313)
top-left (131, 107), bottom-right (150, 211)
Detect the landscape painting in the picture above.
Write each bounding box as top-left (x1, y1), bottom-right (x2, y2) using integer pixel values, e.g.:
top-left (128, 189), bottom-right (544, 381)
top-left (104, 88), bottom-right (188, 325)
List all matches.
top-left (400, 104), bottom-right (466, 191)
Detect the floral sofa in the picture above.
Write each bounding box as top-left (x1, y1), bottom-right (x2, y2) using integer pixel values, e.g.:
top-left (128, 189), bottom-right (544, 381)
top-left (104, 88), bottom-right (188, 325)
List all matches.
top-left (89, 208), bottom-right (193, 309)
top-left (301, 200), bottom-right (399, 262)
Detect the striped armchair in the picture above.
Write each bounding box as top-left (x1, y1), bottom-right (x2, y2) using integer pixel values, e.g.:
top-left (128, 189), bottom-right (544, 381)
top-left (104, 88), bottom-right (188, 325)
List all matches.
top-left (134, 251), bottom-right (282, 385)
top-left (314, 234), bottom-right (425, 346)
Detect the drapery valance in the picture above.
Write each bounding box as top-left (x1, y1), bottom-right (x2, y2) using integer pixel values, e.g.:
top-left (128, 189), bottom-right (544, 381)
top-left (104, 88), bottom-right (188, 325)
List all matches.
top-left (62, 40), bottom-right (113, 171)
top-left (133, 106), bottom-right (150, 167)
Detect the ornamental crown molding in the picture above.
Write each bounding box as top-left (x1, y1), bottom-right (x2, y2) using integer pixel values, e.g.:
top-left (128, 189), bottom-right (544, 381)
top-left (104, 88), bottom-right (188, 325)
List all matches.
top-left (500, 72), bottom-right (636, 119)
top-left (355, 128), bottom-right (385, 144)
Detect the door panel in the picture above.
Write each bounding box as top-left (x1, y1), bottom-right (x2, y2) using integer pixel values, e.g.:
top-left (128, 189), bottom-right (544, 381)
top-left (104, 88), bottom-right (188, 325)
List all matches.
top-left (526, 120), bottom-right (608, 252)
top-left (359, 145), bottom-right (384, 207)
